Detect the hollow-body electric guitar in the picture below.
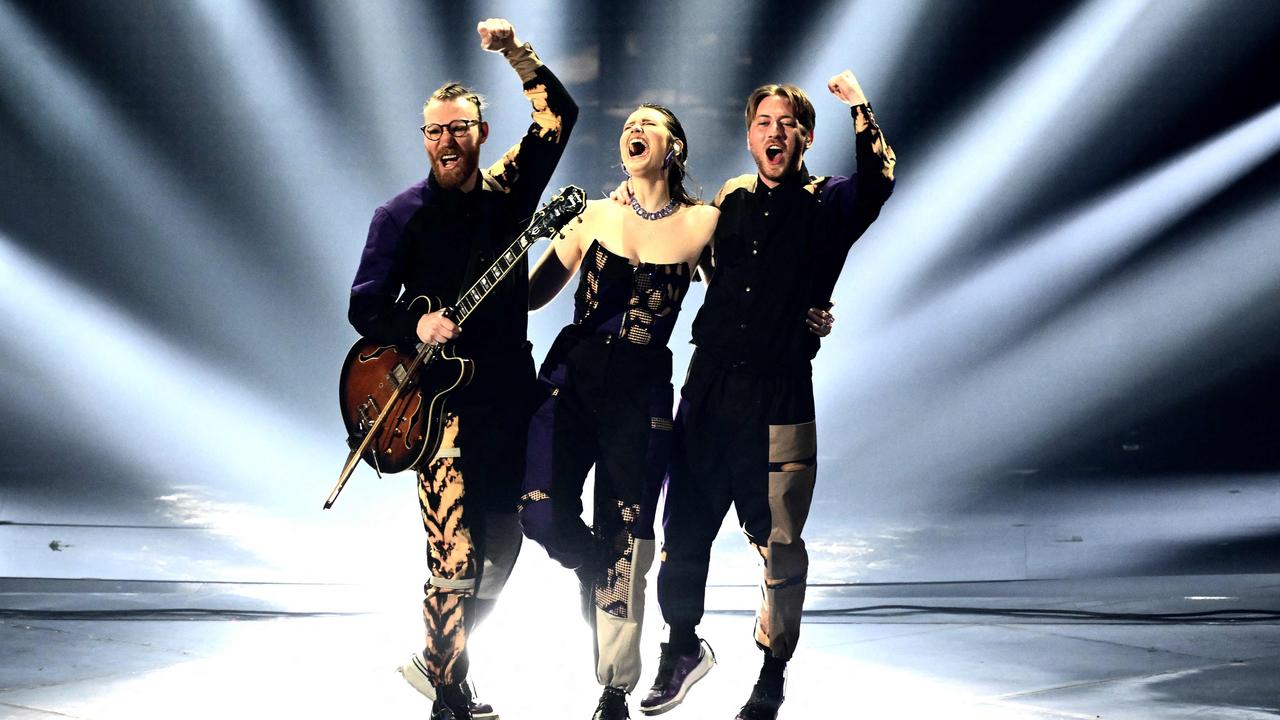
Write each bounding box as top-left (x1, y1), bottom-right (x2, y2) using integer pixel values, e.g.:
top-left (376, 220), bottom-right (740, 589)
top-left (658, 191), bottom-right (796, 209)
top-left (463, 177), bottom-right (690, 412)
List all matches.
top-left (326, 185), bottom-right (587, 509)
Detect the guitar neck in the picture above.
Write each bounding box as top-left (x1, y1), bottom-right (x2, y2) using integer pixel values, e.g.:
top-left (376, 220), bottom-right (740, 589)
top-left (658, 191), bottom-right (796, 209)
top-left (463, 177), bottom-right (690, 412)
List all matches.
top-left (452, 228), bottom-right (538, 326)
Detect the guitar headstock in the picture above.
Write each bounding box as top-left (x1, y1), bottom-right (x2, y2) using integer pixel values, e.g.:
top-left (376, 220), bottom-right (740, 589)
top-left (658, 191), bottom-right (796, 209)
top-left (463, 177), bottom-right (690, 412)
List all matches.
top-left (527, 185), bottom-right (588, 240)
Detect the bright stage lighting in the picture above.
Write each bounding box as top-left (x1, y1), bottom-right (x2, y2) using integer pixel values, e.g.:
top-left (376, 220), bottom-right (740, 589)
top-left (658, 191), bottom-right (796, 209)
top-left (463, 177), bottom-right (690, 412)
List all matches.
top-left (0, 231), bottom-right (418, 584)
top-left (0, 2), bottom-right (280, 323)
top-left (182, 0), bottom-right (378, 291)
top-left (310, 1), bottom-right (439, 188)
top-left (836, 0), bottom-right (1166, 329)
top-left (819, 188), bottom-right (1280, 510)
top-left (780, 0), bottom-right (934, 170)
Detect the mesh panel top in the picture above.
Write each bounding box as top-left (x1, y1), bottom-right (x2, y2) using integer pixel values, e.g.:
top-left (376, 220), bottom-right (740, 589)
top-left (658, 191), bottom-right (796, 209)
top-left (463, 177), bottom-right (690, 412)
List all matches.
top-left (572, 239), bottom-right (691, 346)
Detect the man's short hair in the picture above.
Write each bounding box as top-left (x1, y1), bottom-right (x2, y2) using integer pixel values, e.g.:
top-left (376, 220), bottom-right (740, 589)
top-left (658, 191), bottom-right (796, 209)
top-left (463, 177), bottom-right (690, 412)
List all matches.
top-left (425, 82), bottom-right (485, 122)
top-left (744, 83), bottom-right (815, 136)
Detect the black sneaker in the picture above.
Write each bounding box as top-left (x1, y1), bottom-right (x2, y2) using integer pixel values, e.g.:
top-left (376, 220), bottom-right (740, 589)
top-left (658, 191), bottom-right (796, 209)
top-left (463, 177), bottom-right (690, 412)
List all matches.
top-left (431, 681), bottom-right (475, 720)
top-left (734, 670), bottom-right (785, 720)
top-left (459, 682), bottom-right (496, 719)
top-left (593, 685), bottom-right (630, 720)
top-left (639, 639), bottom-right (716, 715)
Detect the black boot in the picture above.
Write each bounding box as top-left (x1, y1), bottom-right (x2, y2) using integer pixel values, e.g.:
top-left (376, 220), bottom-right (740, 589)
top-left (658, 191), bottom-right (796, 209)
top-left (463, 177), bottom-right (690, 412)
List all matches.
top-left (593, 685), bottom-right (630, 720)
top-left (734, 659), bottom-right (785, 720)
top-left (431, 681), bottom-right (474, 720)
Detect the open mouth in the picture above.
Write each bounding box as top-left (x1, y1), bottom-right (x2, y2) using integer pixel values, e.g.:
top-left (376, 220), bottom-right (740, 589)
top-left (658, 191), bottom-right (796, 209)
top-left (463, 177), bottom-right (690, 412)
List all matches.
top-left (439, 152), bottom-right (460, 169)
top-left (627, 138), bottom-right (648, 158)
top-left (765, 144), bottom-right (784, 163)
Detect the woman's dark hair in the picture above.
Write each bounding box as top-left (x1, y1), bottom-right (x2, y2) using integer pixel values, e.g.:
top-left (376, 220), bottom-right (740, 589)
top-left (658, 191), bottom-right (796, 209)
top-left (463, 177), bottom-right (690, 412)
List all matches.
top-left (636, 103), bottom-right (699, 206)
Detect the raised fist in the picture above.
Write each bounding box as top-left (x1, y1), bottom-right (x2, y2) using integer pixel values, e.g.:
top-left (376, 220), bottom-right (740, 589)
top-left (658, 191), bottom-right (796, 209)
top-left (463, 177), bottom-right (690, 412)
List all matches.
top-left (827, 70), bottom-right (868, 107)
top-left (477, 18), bottom-right (519, 53)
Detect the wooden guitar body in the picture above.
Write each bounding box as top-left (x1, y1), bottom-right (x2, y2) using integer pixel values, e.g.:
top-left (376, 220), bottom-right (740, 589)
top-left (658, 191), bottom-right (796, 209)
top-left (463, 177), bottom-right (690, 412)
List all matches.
top-left (337, 297), bottom-right (473, 475)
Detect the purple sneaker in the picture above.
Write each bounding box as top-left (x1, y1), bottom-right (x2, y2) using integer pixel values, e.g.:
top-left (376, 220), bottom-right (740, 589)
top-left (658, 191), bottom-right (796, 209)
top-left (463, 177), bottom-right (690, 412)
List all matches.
top-left (638, 639), bottom-right (715, 715)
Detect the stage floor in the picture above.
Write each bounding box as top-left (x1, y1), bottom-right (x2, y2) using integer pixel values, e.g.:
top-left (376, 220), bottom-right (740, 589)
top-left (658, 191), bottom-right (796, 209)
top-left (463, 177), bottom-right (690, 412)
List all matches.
top-left (3, 567), bottom-right (1279, 719)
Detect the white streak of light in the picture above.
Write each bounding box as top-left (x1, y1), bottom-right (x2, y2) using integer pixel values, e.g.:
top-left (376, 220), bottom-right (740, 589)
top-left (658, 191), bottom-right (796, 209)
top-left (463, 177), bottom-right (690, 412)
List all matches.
top-left (840, 0), bottom-right (1151, 327)
top-left (825, 100), bottom-right (1280, 396)
top-left (0, 232), bottom-right (413, 584)
top-left (313, 1), bottom-right (433, 187)
top-left (786, 0), bottom-right (935, 171)
top-left (834, 196), bottom-right (1280, 508)
top-left (184, 0), bottom-right (379, 285)
top-left (0, 3), bottom-right (262, 301)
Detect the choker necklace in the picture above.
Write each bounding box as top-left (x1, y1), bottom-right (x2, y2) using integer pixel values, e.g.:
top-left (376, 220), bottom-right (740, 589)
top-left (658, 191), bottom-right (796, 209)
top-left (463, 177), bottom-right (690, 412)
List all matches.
top-left (630, 194), bottom-right (679, 221)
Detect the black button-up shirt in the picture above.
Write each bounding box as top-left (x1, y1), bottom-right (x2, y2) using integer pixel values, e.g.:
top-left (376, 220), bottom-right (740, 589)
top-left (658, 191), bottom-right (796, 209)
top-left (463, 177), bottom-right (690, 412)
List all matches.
top-left (691, 104), bottom-right (897, 372)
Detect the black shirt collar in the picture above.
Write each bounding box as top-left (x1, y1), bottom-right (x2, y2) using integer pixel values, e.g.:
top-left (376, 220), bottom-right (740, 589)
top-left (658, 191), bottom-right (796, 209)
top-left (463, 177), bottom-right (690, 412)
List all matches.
top-left (756, 169), bottom-right (808, 202)
top-left (426, 170), bottom-right (482, 205)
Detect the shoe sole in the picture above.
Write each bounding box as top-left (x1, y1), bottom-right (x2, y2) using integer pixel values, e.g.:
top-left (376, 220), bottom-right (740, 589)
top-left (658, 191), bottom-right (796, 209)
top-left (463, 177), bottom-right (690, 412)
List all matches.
top-left (397, 655), bottom-right (500, 720)
top-left (639, 653), bottom-right (715, 716)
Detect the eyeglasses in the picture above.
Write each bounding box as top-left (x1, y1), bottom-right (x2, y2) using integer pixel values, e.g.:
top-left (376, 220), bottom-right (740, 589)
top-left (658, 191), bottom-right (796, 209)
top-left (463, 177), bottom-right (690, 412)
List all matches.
top-left (420, 119), bottom-right (480, 141)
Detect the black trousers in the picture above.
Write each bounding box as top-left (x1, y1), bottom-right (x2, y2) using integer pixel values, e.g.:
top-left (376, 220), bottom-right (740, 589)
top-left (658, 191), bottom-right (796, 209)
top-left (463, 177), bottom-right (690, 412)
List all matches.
top-left (520, 330), bottom-right (673, 690)
top-left (658, 350), bottom-right (818, 661)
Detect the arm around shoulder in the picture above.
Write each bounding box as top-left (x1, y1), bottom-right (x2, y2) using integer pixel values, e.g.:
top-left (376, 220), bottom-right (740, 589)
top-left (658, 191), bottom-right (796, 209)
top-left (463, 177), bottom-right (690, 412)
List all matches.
top-left (691, 204), bottom-right (720, 245)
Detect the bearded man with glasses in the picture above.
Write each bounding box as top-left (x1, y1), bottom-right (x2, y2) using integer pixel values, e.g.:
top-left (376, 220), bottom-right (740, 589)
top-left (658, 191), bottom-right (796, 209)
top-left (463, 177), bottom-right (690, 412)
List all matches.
top-left (348, 17), bottom-right (577, 720)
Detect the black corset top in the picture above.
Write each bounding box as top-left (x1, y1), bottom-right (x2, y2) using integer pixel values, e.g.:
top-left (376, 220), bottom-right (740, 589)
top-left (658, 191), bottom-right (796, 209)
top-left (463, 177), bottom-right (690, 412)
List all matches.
top-left (572, 239), bottom-right (691, 346)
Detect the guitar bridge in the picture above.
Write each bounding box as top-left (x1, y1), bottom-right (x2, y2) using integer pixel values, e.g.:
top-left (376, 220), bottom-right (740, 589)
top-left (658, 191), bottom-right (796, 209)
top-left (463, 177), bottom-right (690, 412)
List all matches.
top-left (357, 394), bottom-right (380, 423)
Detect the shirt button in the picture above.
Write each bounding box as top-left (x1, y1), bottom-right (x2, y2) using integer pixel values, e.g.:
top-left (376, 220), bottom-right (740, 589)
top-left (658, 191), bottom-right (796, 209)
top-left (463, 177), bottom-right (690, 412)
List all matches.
top-left (738, 323), bottom-right (747, 330)
top-left (745, 286), bottom-right (752, 293)
top-left (751, 249), bottom-right (758, 255)
top-left (763, 210), bottom-right (770, 217)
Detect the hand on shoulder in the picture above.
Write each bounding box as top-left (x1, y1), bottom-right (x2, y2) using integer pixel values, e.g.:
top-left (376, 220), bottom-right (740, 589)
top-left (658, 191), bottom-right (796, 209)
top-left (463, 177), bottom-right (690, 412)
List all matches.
top-left (689, 203), bottom-right (720, 231)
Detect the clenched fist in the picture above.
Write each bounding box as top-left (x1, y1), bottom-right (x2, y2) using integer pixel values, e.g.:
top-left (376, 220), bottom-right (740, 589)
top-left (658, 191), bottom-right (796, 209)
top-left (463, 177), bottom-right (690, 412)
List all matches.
top-left (827, 70), bottom-right (868, 107)
top-left (477, 18), bottom-right (519, 53)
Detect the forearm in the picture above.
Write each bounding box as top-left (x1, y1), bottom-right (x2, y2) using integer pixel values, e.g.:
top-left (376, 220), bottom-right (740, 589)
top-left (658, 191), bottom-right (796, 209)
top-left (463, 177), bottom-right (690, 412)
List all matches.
top-left (485, 60), bottom-right (578, 205)
top-left (852, 103), bottom-right (896, 199)
top-left (501, 41), bottom-right (543, 83)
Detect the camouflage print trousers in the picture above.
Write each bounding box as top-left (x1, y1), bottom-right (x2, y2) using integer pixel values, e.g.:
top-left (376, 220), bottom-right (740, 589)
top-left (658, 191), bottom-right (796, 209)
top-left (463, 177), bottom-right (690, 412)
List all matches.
top-left (417, 409), bottom-right (523, 687)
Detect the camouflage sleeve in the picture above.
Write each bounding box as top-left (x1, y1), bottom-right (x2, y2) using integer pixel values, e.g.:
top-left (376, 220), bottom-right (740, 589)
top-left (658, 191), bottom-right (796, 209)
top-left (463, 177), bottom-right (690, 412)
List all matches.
top-left (482, 44), bottom-right (579, 222)
top-left (851, 103), bottom-right (896, 203)
top-left (805, 105), bottom-right (897, 307)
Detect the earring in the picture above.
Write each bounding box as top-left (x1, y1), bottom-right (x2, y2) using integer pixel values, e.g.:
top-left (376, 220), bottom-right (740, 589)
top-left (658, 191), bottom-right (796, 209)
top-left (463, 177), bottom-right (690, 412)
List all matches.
top-left (663, 149), bottom-right (675, 169)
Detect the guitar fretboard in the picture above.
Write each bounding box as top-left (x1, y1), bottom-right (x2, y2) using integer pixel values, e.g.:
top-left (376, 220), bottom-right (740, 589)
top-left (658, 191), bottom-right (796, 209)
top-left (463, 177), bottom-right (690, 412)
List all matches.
top-left (453, 231), bottom-right (538, 325)
top-left (449, 186), bottom-right (584, 326)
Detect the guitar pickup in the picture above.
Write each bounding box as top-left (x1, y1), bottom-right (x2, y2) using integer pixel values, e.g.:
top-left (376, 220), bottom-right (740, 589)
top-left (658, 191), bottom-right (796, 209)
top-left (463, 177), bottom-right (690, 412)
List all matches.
top-left (388, 363), bottom-right (408, 388)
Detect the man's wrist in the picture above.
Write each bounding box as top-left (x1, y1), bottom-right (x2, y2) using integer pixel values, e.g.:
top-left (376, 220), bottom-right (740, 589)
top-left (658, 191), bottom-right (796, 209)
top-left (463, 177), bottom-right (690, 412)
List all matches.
top-left (851, 103), bottom-right (874, 133)
top-left (502, 41), bottom-right (543, 83)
